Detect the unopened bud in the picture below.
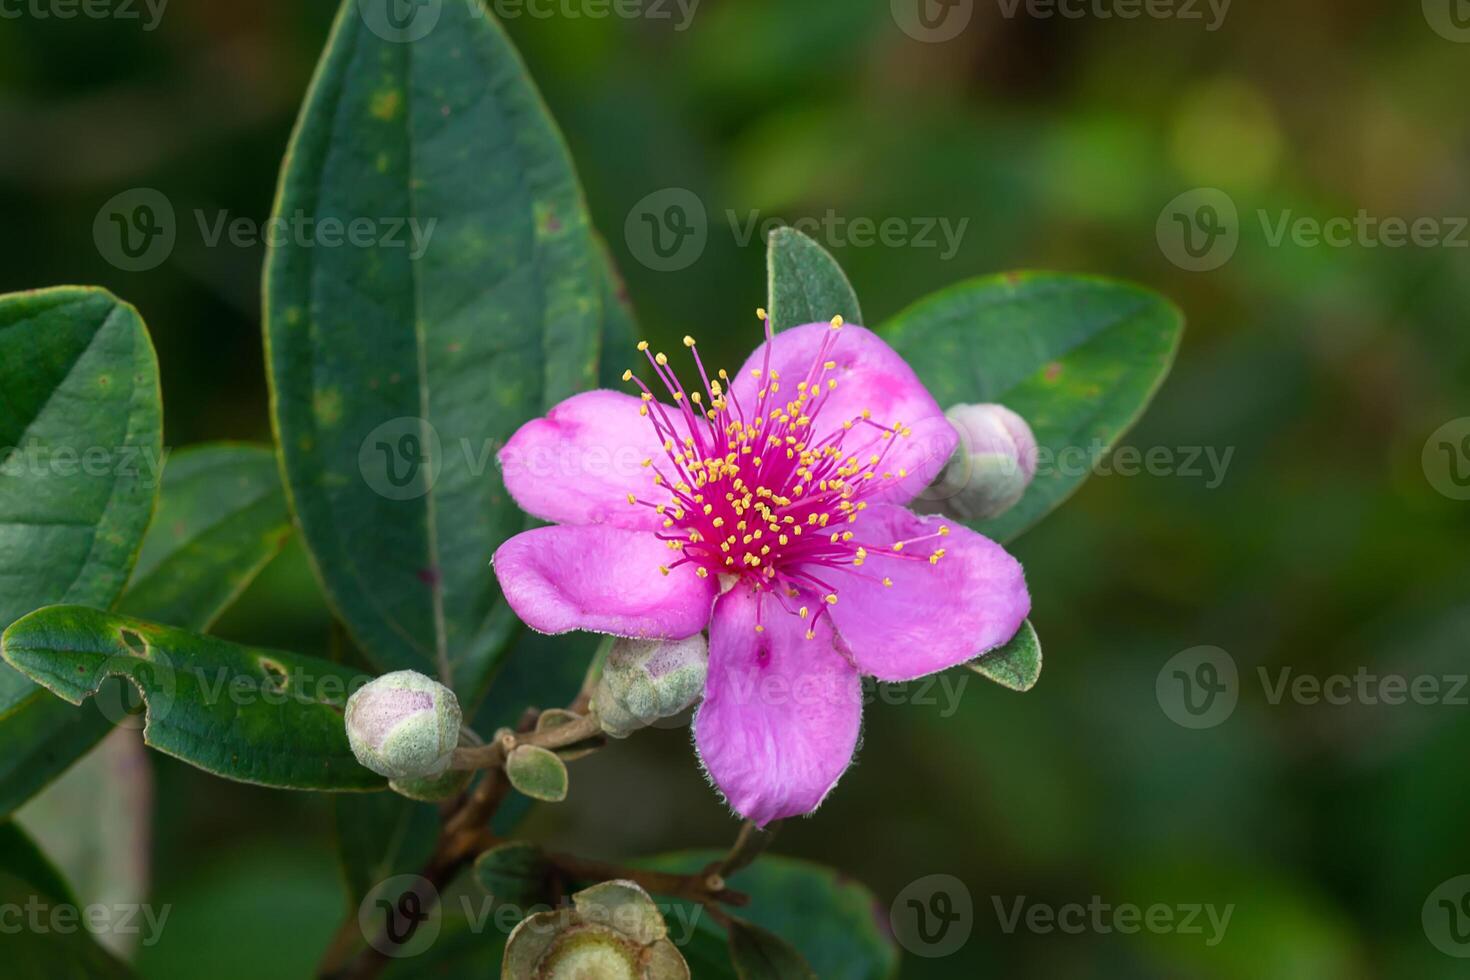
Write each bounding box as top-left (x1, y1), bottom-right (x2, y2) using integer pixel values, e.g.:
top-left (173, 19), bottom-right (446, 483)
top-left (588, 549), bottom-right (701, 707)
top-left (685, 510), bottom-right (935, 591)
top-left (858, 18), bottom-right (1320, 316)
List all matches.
top-left (593, 635), bottom-right (708, 739)
top-left (939, 403), bottom-right (1038, 520)
top-left (345, 670), bottom-right (461, 779)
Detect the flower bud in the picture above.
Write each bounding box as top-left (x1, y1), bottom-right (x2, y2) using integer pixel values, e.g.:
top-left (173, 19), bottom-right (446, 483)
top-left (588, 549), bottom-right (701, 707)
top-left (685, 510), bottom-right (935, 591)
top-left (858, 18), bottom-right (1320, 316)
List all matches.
top-left (593, 635), bottom-right (708, 739)
top-left (345, 670), bottom-right (462, 779)
top-left (938, 403), bottom-right (1038, 520)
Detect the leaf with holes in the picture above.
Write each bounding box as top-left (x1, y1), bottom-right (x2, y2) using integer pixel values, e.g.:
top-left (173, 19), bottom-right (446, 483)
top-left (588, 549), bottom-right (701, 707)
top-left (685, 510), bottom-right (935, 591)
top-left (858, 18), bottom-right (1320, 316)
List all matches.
top-left (967, 619), bottom-right (1042, 692)
top-left (264, 0), bottom-right (603, 705)
top-left (882, 273), bottom-right (1182, 542)
top-left (0, 286), bottom-right (162, 715)
top-left (1, 606), bottom-right (383, 791)
top-left (118, 443), bottom-right (291, 630)
top-left (1, 443), bottom-right (293, 817)
top-left (766, 227), bottom-right (862, 332)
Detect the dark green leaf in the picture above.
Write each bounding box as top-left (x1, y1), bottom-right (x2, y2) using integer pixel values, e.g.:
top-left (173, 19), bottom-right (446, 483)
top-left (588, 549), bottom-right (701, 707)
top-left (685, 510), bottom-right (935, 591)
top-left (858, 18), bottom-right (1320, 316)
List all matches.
top-left (597, 236), bottom-right (641, 387)
top-left (333, 791), bottom-right (438, 907)
top-left (1, 445), bottom-right (291, 817)
top-left (967, 619), bottom-right (1042, 692)
top-left (264, 0), bottom-right (602, 702)
top-left (639, 851), bottom-right (897, 980)
top-left (472, 840), bottom-right (553, 908)
top-left (0, 286), bottom-right (162, 714)
top-left (2, 605), bottom-right (383, 791)
top-left (882, 273), bottom-right (1183, 541)
top-left (765, 227), bottom-right (862, 332)
top-left (0, 822), bottom-right (137, 978)
top-left (118, 443), bottom-right (291, 631)
top-left (729, 919), bottom-right (818, 979)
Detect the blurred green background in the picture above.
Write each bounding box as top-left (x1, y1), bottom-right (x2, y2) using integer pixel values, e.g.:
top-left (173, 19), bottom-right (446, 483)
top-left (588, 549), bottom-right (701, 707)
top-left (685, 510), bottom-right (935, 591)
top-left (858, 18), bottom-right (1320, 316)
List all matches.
top-left (3, 0), bottom-right (1469, 976)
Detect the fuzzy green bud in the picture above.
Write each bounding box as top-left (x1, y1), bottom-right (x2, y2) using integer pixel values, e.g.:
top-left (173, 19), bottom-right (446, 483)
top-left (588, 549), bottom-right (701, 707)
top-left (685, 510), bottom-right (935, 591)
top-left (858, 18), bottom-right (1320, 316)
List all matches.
top-left (345, 670), bottom-right (461, 779)
top-left (593, 635), bottom-right (708, 739)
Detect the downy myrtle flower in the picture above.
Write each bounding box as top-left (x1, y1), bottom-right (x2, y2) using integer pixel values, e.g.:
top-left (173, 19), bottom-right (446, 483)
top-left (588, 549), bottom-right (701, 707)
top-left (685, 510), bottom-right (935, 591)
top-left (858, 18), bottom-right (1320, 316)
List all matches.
top-left (345, 670), bottom-right (462, 779)
top-left (938, 402), bottom-right (1039, 520)
top-left (493, 314), bottom-right (1030, 825)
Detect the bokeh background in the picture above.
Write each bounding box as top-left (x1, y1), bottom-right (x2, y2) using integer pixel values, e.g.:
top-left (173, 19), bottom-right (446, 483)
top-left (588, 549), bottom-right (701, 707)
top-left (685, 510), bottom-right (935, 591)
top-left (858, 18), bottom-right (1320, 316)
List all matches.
top-left (3, 0), bottom-right (1470, 976)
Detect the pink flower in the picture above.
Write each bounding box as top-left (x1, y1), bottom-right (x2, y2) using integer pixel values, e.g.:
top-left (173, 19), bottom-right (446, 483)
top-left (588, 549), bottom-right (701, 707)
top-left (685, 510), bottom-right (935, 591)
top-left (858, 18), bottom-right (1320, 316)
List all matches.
top-left (493, 315), bottom-right (1031, 825)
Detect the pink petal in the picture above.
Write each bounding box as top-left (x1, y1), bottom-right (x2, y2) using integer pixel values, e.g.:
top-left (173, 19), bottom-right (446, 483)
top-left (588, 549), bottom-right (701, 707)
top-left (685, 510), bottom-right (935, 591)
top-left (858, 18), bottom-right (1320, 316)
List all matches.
top-left (493, 525), bottom-right (715, 638)
top-left (498, 390), bottom-right (665, 531)
top-left (693, 586), bottom-right (863, 826)
top-left (821, 504), bottom-right (1030, 682)
top-left (729, 323), bottom-right (956, 505)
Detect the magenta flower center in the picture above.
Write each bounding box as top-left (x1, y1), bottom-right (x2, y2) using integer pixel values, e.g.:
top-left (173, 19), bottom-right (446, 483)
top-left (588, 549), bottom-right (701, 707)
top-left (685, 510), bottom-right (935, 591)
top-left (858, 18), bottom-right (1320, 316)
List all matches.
top-left (622, 314), bottom-right (950, 638)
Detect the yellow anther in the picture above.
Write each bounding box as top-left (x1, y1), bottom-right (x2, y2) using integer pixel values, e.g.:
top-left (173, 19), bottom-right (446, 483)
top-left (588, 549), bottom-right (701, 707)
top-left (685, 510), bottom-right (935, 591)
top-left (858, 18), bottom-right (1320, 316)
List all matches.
top-left (831, 315), bottom-right (844, 329)
top-left (756, 308), bottom-right (768, 320)
top-left (882, 577), bottom-right (893, 587)
top-left (938, 525), bottom-right (950, 536)
top-left (627, 493), bottom-right (637, 504)
top-left (799, 606), bottom-right (809, 618)
top-left (621, 369), bottom-right (633, 382)
top-left (683, 335), bottom-right (696, 347)
top-left (637, 341), bottom-right (649, 351)
top-left (696, 567), bottom-right (709, 578)
top-left (658, 565), bottom-right (670, 576)
top-left (824, 594), bottom-right (838, 605)
top-left (655, 352), bottom-right (668, 366)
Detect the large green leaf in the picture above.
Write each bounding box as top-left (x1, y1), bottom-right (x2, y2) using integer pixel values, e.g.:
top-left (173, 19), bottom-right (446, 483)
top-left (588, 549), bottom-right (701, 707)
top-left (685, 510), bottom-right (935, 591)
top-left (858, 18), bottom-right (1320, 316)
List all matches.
top-left (765, 227), bottom-right (862, 332)
top-left (882, 272), bottom-right (1182, 541)
top-left (118, 443), bottom-right (291, 630)
top-left (0, 444), bottom-right (292, 817)
top-left (640, 851), bottom-right (897, 980)
top-left (1, 606), bottom-right (383, 791)
top-left (265, 0), bottom-right (603, 701)
top-left (0, 286), bottom-right (162, 714)
top-left (333, 791), bottom-right (438, 907)
top-left (0, 822), bottom-right (137, 978)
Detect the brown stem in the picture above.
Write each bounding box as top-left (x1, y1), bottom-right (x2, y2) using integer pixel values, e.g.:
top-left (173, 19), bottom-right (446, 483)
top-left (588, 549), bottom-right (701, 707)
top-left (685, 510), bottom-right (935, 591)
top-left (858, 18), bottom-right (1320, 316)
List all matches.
top-left (321, 705), bottom-right (741, 980)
